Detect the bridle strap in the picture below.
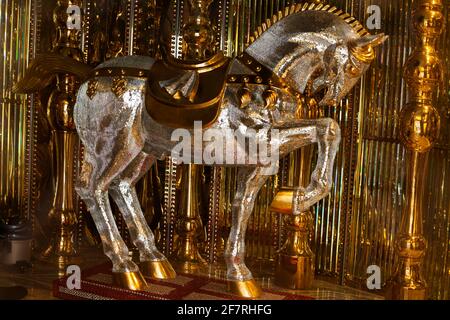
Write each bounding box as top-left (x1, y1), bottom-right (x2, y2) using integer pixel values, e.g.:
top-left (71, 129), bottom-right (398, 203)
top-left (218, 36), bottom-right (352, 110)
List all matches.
top-left (227, 51), bottom-right (285, 88)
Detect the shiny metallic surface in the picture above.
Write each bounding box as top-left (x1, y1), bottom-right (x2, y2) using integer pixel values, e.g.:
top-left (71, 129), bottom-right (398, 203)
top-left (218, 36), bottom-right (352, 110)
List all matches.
top-left (70, 8), bottom-right (381, 283)
top-left (112, 270), bottom-right (148, 291)
top-left (246, 9), bottom-right (383, 108)
top-left (385, 0), bottom-right (445, 300)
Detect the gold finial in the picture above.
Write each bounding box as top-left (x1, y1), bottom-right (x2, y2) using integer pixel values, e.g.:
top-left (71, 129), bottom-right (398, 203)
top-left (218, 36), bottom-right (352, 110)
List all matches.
top-left (182, 0), bottom-right (215, 60)
top-left (53, 0), bottom-right (82, 52)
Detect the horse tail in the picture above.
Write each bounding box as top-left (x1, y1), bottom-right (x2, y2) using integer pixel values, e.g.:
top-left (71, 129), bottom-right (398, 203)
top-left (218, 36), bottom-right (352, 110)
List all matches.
top-left (13, 53), bottom-right (93, 94)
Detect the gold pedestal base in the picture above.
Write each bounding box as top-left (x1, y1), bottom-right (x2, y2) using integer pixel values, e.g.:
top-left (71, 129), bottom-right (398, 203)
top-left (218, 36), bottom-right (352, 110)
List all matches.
top-left (227, 279), bottom-right (262, 299)
top-left (275, 255), bottom-right (314, 289)
top-left (385, 263), bottom-right (427, 300)
top-left (37, 250), bottom-right (82, 278)
top-left (112, 271), bottom-right (148, 291)
top-left (140, 260), bottom-right (176, 279)
top-left (386, 283), bottom-right (426, 300)
top-left (170, 242), bottom-right (207, 274)
top-left (269, 203), bottom-right (315, 290)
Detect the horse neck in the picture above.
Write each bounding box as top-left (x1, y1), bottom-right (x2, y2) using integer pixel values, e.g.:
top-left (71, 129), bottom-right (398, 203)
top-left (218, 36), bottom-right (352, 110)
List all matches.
top-left (245, 32), bottom-right (324, 94)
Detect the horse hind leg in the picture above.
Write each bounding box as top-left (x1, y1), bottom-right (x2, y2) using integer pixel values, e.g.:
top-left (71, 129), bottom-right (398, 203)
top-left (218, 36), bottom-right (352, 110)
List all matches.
top-left (109, 152), bottom-right (176, 279)
top-left (76, 150), bottom-right (148, 290)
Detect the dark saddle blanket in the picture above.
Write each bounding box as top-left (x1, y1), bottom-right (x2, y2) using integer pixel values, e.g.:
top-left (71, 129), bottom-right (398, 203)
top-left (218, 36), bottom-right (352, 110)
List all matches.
top-left (146, 52), bottom-right (231, 129)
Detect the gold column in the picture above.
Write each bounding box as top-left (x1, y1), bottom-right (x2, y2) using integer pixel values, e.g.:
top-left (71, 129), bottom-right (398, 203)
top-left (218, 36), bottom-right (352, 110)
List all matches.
top-left (0, 0), bottom-right (32, 222)
top-left (171, 164), bottom-right (206, 271)
top-left (42, 0), bottom-right (83, 264)
top-left (386, 0), bottom-right (445, 300)
top-left (170, 0), bottom-right (215, 272)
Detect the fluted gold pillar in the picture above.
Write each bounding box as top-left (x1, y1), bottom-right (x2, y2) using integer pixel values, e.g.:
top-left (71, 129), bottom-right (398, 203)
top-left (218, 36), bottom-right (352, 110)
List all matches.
top-left (42, 0), bottom-right (84, 264)
top-left (170, 0), bottom-right (215, 272)
top-left (386, 0), bottom-right (445, 300)
top-left (171, 164), bottom-right (206, 271)
top-left (0, 0), bottom-right (32, 223)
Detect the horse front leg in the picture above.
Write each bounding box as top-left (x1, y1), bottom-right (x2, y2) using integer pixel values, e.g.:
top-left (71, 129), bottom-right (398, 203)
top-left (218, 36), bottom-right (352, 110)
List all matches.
top-left (282, 118), bottom-right (341, 214)
top-left (225, 166), bottom-right (271, 298)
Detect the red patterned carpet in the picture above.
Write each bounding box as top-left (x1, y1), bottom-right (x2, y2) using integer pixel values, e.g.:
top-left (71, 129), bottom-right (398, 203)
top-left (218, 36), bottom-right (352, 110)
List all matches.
top-left (53, 263), bottom-right (314, 300)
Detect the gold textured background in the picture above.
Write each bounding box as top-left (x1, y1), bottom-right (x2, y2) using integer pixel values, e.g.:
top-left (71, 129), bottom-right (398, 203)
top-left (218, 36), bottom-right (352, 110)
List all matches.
top-left (0, 0), bottom-right (32, 221)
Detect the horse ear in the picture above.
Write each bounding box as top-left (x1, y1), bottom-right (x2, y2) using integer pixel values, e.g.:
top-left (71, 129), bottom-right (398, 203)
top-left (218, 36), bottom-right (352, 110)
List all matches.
top-left (349, 34), bottom-right (388, 63)
top-left (353, 33), bottom-right (388, 48)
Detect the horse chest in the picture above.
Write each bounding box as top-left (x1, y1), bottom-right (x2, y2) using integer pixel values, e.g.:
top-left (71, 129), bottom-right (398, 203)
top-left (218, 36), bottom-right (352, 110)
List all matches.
top-left (223, 84), bottom-right (300, 129)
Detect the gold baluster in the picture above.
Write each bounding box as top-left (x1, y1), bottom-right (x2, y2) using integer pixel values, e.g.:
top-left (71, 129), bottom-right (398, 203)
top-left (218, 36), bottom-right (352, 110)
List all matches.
top-left (271, 96), bottom-right (321, 289)
top-left (170, 0), bottom-right (215, 273)
top-left (41, 0), bottom-right (84, 268)
top-left (171, 164), bottom-right (207, 272)
top-left (386, 0), bottom-right (445, 300)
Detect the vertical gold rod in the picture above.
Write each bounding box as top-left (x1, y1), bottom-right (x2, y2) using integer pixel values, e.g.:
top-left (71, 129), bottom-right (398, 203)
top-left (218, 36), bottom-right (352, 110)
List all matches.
top-left (387, 0), bottom-right (445, 300)
top-left (0, 0), bottom-right (31, 222)
top-left (274, 97), bottom-right (319, 289)
top-left (171, 164), bottom-right (206, 271)
top-left (170, 0), bottom-right (215, 272)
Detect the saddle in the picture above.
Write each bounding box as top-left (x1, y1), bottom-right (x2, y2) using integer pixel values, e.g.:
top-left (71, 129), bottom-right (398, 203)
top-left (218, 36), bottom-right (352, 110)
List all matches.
top-left (146, 52), bottom-right (231, 129)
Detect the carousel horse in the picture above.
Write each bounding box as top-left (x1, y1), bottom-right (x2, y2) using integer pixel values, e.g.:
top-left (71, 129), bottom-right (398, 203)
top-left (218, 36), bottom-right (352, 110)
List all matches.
top-left (15, 3), bottom-right (386, 298)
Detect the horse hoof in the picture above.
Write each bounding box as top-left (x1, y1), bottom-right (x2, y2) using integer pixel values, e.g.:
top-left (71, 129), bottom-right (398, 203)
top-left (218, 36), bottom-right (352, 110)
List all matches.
top-left (112, 271), bottom-right (147, 291)
top-left (227, 279), bottom-right (262, 299)
top-left (140, 260), bottom-right (177, 279)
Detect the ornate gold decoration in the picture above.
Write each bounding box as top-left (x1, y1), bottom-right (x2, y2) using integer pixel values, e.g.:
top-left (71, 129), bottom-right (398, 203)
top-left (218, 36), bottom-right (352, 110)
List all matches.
top-left (167, 0), bottom-right (219, 275)
top-left (6, 0), bottom-right (448, 300)
top-left (13, 53), bottom-right (92, 94)
top-left (248, 2), bottom-right (368, 46)
top-left (170, 164), bottom-right (207, 272)
top-left (182, 0), bottom-right (215, 60)
top-left (106, 4), bottom-right (125, 60)
top-left (112, 271), bottom-right (148, 291)
top-left (237, 84), bottom-right (252, 109)
top-left (37, 0), bottom-right (85, 264)
top-left (111, 76), bottom-right (128, 98)
top-left (262, 87), bottom-right (278, 110)
top-left (275, 210), bottom-right (315, 289)
top-left (146, 52), bottom-right (230, 129)
top-left (134, 0), bottom-right (160, 57)
top-left (386, 0), bottom-right (445, 300)
top-left (271, 151), bottom-right (316, 289)
top-left (86, 79), bottom-right (99, 100)
top-left (91, 67), bottom-right (149, 78)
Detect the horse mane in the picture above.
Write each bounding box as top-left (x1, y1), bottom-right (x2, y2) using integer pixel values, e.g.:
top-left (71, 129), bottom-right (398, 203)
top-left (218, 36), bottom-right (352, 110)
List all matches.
top-left (247, 2), bottom-right (369, 46)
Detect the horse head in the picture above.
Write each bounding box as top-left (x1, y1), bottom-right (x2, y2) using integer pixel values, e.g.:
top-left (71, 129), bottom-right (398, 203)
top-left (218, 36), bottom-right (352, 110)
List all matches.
top-left (245, 5), bottom-right (387, 107)
top-left (312, 33), bottom-right (388, 107)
